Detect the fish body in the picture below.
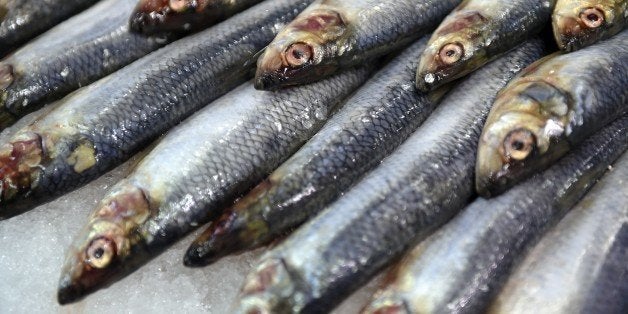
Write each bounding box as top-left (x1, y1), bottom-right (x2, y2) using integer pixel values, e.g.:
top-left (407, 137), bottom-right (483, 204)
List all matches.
top-left (57, 66), bottom-right (370, 304)
top-left (234, 40), bottom-right (545, 314)
top-left (0, 0), bottom-right (314, 219)
top-left (416, 0), bottom-right (556, 92)
top-left (476, 30), bottom-right (628, 197)
top-left (491, 152), bottom-right (628, 314)
top-left (184, 37), bottom-right (450, 267)
top-left (254, 0), bottom-right (461, 90)
top-left (553, 0), bottom-right (628, 51)
top-left (130, 0), bottom-right (263, 34)
top-left (0, 0), bottom-right (176, 130)
top-left (0, 0), bottom-right (100, 57)
top-left (365, 115), bottom-right (628, 314)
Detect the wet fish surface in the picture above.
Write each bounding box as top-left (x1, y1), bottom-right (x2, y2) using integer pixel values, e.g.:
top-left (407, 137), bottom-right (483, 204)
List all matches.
top-left (0, 0), bottom-right (314, 219)
top-left (364, 115), bottom-right (628, 314)
top-left (553, 0), bottom-right (628, 51)
top-left (56, 65), bottom-right (370, 304)
top-left (0, 0), bottom-right (100, 58)
top-left (254, 0), bottom-right (461, 90)
top-left (476, 30), bottom-right (628, 197)
top-left (233, 40), bottom-right (545, 314)
top-left (184, 36), bottom-right (451, 267)
top-left (490, 152), bottom-right (628, 314)
top-left (416, 0), bottom-right (556, 92)
top-left (130, 0), bottom-right (263, 34)
top-left (0, 0), bottom-right (177, 130)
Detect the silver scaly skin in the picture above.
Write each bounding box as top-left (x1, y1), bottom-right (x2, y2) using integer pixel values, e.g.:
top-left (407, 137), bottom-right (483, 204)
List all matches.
top-left (57, 65), bottom-right (371, 305)
top-left (476, 30), bottom-right (628, 197)
top-left (0, 0), bottom-right (314, 219)
top-left (0, 0), bottom-right (177, 130)
top-left (416, 0), bottom-right (556, 91)
top-left (253, 0), bottom-right (461, 90)
top-left (234, 39), bottom-right (545, 314)
top-left (490, 152), bottom-right (628, 314)
top-left (0, 0), bottom-right (100, 58)
top-left (184, 36), bottom-right (451, 267)
top-left (365, 115), bottom-right (628, 314)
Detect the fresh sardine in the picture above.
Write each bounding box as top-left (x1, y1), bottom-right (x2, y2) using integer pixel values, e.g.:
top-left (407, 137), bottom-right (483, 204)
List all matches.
top-left (490, 152), bottom-right (628, 314)
top-left (0, 0), bottom-right (314, 219)
top-left (553, 0), bottom-right (628, 51)
top-left (184, 36), bottom-right (449, 267)
top-left (0, 0), bottom-right (100, 58)
top-left (415, 0), bottom-right (556, 92)
top-left (233, 40), bottom-right (545, 314)
top-left (253, 0), bottom-right (461, 90)
top-left (0, 0), bottom-right (176, 130)
top-left (476, 30), bottom-right (628, 197)
top-left (364, 115), bottom-right (628, 314)
top-left (57, 66), bottom-right (371, 304)
top-left (130, 0), bottom-right (263, 34)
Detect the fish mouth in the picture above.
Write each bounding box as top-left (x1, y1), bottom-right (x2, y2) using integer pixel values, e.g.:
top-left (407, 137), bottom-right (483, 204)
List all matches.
top-left (254, 63), bottom-right (337, 90)
top-left (57, 275), bottom-right (87, 305)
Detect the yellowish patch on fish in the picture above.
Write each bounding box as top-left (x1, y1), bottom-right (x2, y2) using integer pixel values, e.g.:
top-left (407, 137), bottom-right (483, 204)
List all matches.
top-left (66, 140), bottom-right (96, 173)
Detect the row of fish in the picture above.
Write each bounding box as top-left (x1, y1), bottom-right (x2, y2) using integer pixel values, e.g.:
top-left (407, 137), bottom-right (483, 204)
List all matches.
top-left (0, 0), bottom-right (626, 311)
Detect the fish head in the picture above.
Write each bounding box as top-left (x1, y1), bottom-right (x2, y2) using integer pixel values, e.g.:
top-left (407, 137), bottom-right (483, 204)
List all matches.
top-left (552, 0), bottom-right (623, 51)
top-left (58, 184), bottom-right (151, 304)
top-left (254, 8), bottom-right (348, 90)
top-left (416, 11), bottom-right (488, 92)
top-left (129, 0), bottom-right (207, 34)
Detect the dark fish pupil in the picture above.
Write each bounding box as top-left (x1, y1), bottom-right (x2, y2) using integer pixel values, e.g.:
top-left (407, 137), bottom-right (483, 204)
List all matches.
top-left (587, 13), bottom-right (599, 22)
top-left (512, 140), bottom-right (525, 151)
top-left (446, 49), bottom-right (456, 57)
top-left (293, 49), bottom-right (304, 60)
top-left (94, 248), bottom-right (105, 259)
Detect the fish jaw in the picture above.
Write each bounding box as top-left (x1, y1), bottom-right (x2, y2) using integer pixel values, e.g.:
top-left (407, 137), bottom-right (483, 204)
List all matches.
top-left (57, 183), bottom-right (152, 304)
top-left (552, 0), bottom-right (621, 51)
top-left (254, 8), bottom-right (347, 90)
top-left (130, 0), bottom-right (200, 34)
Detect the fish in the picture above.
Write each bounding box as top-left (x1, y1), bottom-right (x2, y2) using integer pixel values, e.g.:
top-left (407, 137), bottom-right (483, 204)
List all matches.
top-left (0, 0), bottom-right (314, 219)
top-left (57, 66), bottom-right (371, 304)
top-left (183, 36), bottom-right (450, 267)
top-left (490, 152), bottom-right (628, 314)
top-left (0, 0), bottom-right (177, 130)
top-left (364, 115), bottom-right (628, 314)
top-left (415, 0), bottom-right (556, 92)
top-left (253, 0), bottom-right (462, 90)
top-left (553, 0), bottom-right (628, 51)
top-left (233, 39), bottom-right (545, 314)
top-left (129, 0), bottom-right (264, 34)
top-left (476, 30), bottom-right (628, 197)
top-left (0, 0), bottom-right (100, 58)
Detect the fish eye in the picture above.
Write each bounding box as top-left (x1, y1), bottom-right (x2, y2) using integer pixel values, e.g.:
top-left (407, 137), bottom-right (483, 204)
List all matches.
top-left (580, 8), bottom-right (605, 28)
top-left (285, 43), bottom-right (313, 67)
top-left (169, 0), bottom-right (195, 13)
top-left (86, 237), bottom-right (116, 269)
top-left (439, 43), bottom-right (464, 65)
top-left (504, 129), bottom-right (536, 161)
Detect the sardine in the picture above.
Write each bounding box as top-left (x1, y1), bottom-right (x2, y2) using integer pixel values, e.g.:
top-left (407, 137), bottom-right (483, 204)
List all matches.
top-left (0, 0), bottom-right (100, 58)
top-left (253, 0), bottom-right (461, 90)
top-left (490, 152), bottom-right (628, 314)
top-left (0, 0), bottom-right (314, 219)
top-left (233, 40), bottom-right (545, 314)
top-left (184, 36), bottom-right (449, 267)
top-left (0, 0), bottom-right (176, 130)
top-left (415, 0), bottom-right (556, 92)
top-left (476, 30), bottom-right (628, 197)
top-left (364, 115), bottom-right (628, 314)
top-left (553, 0), bottom-right (628, 51)
top-left (57, 66), bottom-right (371, 304)
top-left (130, 0), bottom-right (263, 34)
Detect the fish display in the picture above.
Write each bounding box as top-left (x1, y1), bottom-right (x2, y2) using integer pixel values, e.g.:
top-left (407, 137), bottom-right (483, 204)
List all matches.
top-left (129, 0), bottom-right (263, 34)
top-left (490, 152), bottom-right (628, 314)
top-left (184, 36), bottom-right (451, 267)
top-left (0, 0), bottom-right (176, 130)
top-left (0, 0), bottom-right (100, 58)
top-left (364, 115), bottom-right (628, 314)
top-left (0, 0), bottom-right (313, 219)
top-left (553, 0), bottom-right (628, 51)
top-left (253, 0), bottom-right (461, 90)
top-left (234, 40), bottom-right (545, 314)
top-left (476, 30), bottom-right (628, 197)
top-left (415, 0), bottom-right (556, 92)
